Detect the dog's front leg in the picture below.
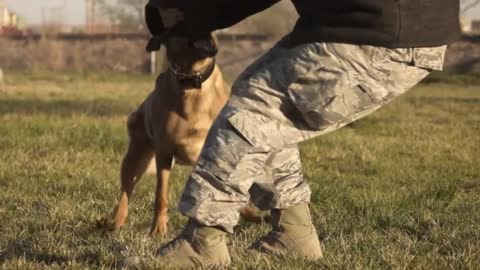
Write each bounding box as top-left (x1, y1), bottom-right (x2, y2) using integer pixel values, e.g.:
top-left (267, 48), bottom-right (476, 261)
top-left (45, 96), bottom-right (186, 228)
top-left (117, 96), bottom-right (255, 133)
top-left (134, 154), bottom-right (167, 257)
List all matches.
top-left (150, 154), bottom-right (173, 237)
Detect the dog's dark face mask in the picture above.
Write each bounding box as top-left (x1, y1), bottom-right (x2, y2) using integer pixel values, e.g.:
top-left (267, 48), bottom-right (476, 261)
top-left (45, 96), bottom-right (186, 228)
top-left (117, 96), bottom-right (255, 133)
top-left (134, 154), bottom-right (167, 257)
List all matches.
top-left (165, 33), bottom-right (218, 68)
top-left (145, 3), bottom-right (217, 63)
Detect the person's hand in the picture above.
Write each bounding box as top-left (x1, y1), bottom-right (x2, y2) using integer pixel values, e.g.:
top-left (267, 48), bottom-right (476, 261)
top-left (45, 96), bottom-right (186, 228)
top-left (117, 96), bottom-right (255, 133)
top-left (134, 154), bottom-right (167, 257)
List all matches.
top-left (158, 8), bottom-right (184, 28)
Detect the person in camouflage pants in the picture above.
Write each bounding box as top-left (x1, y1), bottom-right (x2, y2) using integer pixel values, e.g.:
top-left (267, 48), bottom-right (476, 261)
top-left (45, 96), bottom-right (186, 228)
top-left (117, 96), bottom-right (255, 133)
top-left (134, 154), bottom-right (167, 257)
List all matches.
top-left (179, 42), bottom-right (446, 232)
top-left (150, 40), bottom-right (448, 268)
top-left (140, 0), bottom-right (458, 268)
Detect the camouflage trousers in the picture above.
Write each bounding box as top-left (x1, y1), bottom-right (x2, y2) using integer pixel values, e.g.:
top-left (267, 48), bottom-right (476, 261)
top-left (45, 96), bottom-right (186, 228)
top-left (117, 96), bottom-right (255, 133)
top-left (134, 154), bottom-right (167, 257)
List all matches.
top-left (179, 37), bottom-right (447, 233)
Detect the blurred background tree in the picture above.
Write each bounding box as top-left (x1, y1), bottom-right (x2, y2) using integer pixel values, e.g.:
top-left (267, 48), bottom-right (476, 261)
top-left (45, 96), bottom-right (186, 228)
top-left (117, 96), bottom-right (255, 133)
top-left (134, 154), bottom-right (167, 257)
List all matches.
top-left (95, 0), bottom-right (297, 36)
top-left (97, 0), bottom-right (145, 32)
top-left (239, 1), bottom-right (297, 36)
top-left (462, 0), bottom-right (480, 14)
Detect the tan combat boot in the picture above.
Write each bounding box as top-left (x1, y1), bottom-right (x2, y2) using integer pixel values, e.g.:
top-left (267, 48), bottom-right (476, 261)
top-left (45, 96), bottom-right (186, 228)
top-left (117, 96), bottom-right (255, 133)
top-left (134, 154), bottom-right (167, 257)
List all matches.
top-left (250, 203), bottom-right (323, 260)
top-left (155, 220), bottom-right (231, 268)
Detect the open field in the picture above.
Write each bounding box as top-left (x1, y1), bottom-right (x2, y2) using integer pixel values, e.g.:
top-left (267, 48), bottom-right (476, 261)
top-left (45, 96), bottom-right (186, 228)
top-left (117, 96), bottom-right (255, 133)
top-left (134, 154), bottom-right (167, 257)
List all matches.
top-left (0, 72), bottom-right (479, 269)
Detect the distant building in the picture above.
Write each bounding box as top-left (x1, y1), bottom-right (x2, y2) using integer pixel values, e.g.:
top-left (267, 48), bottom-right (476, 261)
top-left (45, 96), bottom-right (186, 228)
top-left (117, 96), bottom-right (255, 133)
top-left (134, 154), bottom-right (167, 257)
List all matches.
top-left (0, 0), bottom-right (13, 26)
top-left (0, 1), bottom-right (6, 25)
top-left (461, 17), bottom-right (480, 34)
top-left (0, 0), bottom-right (24, 35)
top-left (472, 20), bottom-right (480, 34)
top-left (461, 17), bottom-right (472, 33)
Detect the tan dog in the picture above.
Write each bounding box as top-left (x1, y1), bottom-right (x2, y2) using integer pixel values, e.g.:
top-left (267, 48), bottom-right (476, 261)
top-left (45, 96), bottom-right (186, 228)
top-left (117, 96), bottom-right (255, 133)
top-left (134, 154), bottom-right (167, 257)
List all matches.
top-left (0, 68), bottom-right (5, 92)
top-left (100, 33), bottom-right (261, 236)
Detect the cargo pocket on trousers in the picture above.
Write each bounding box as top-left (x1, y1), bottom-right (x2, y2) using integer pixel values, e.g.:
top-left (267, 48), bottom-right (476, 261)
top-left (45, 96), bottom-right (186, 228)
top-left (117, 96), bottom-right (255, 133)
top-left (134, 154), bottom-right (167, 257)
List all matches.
top-left (374, 46), bottom-right (446, 71)
top-left (412, 46), bottom-right (446, 71)
top-left (194, 115), bottom-right (254, 182)
top-left (286, 65), bottom-right (379, 130)
top-left (227, 110), bottom-right (282, 150)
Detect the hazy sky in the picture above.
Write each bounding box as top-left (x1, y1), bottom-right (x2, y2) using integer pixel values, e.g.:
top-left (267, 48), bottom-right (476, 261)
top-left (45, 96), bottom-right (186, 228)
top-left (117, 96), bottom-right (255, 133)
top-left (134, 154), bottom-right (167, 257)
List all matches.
top-left (3, 0), bottom-right (480, 26)
top-left (4, 0), bottom-right (91, 25)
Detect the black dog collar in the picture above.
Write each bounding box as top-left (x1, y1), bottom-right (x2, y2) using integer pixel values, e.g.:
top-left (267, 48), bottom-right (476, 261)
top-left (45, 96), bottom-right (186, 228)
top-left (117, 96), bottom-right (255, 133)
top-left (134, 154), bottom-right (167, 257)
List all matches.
top-left (169, 58), bottom-right (216, 89)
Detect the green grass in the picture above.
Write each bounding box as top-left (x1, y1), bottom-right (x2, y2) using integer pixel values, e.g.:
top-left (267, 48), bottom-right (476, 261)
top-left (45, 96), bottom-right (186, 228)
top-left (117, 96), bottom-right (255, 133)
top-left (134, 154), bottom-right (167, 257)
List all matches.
top-left (0, 71), bottom-right (479, 269)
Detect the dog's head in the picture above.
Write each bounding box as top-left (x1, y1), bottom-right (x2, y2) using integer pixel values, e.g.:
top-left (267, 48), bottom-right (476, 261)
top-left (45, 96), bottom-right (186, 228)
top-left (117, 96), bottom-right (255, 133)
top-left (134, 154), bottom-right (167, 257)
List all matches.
top-left (164, 32), bottom-right (218, 64)
top-left (145, 3), bottom-right (218, 63)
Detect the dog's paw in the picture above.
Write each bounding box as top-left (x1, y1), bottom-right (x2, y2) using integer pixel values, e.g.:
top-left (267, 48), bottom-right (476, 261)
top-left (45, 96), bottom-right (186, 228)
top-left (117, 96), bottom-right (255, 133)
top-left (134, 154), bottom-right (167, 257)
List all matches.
top-left (149, 219), bottom-right (168, 237)
top-left (96, 217), bottom-right (121, 233)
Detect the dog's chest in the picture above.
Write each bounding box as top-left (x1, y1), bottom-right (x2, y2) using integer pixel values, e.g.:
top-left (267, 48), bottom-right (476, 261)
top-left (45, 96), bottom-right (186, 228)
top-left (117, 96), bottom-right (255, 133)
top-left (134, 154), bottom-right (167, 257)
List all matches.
top-left (147, 75), bottom-right (229, 165)
top-left (165, 112), bottom-right (213, 165)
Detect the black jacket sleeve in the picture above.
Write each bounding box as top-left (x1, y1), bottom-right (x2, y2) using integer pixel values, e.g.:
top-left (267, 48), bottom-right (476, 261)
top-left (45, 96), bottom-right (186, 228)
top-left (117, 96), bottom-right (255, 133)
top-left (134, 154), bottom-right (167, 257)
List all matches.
top-left (185, 0), bottom-right (280, 32)
top-left (146, 0), bottom-right (280, 36)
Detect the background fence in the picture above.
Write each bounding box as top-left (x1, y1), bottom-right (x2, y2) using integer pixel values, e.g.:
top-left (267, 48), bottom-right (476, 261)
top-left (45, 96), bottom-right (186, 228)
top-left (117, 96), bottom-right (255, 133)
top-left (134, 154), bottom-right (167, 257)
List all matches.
top-left (1, 33), bottom-right (480, 75)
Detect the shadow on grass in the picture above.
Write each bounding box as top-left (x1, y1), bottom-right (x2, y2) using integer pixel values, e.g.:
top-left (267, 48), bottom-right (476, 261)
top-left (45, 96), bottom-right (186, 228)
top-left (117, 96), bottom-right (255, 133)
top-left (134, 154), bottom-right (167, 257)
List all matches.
top-left (0, 98), bottom-right (134, 117)
top-left (422, 71), bottom-right (480, 85)
top-left (411, 96), bottom-right (480, 105)
top-left (0, 239), bottom-right (100, 266)
top-left (0, 251), bottom-right (102, 268)
top-left (0, 223), bottom-right (112, 267)
top-left (0, 249), bottom-right (70, 266)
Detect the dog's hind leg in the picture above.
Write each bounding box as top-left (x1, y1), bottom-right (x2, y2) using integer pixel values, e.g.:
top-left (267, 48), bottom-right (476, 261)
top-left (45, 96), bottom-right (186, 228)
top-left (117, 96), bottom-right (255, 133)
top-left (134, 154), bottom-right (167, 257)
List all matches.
top-left (149, 154), bottom-right (173, 237)
top-left (0, 69), bottom-right (4, 92)
top-left (113, 110), bottom-right (155, 230)
top-left (112, 141), bottom-right (154, 230)
top-left (99, 110), bottom-right (154, 232)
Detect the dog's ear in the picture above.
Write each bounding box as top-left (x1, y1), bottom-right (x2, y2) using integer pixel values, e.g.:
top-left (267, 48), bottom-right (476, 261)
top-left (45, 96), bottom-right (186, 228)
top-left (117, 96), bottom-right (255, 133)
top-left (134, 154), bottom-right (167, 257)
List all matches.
top-left (146, 33), bottom-right (168, 52)
top-left (145, 4), bottom-right (168, 52)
